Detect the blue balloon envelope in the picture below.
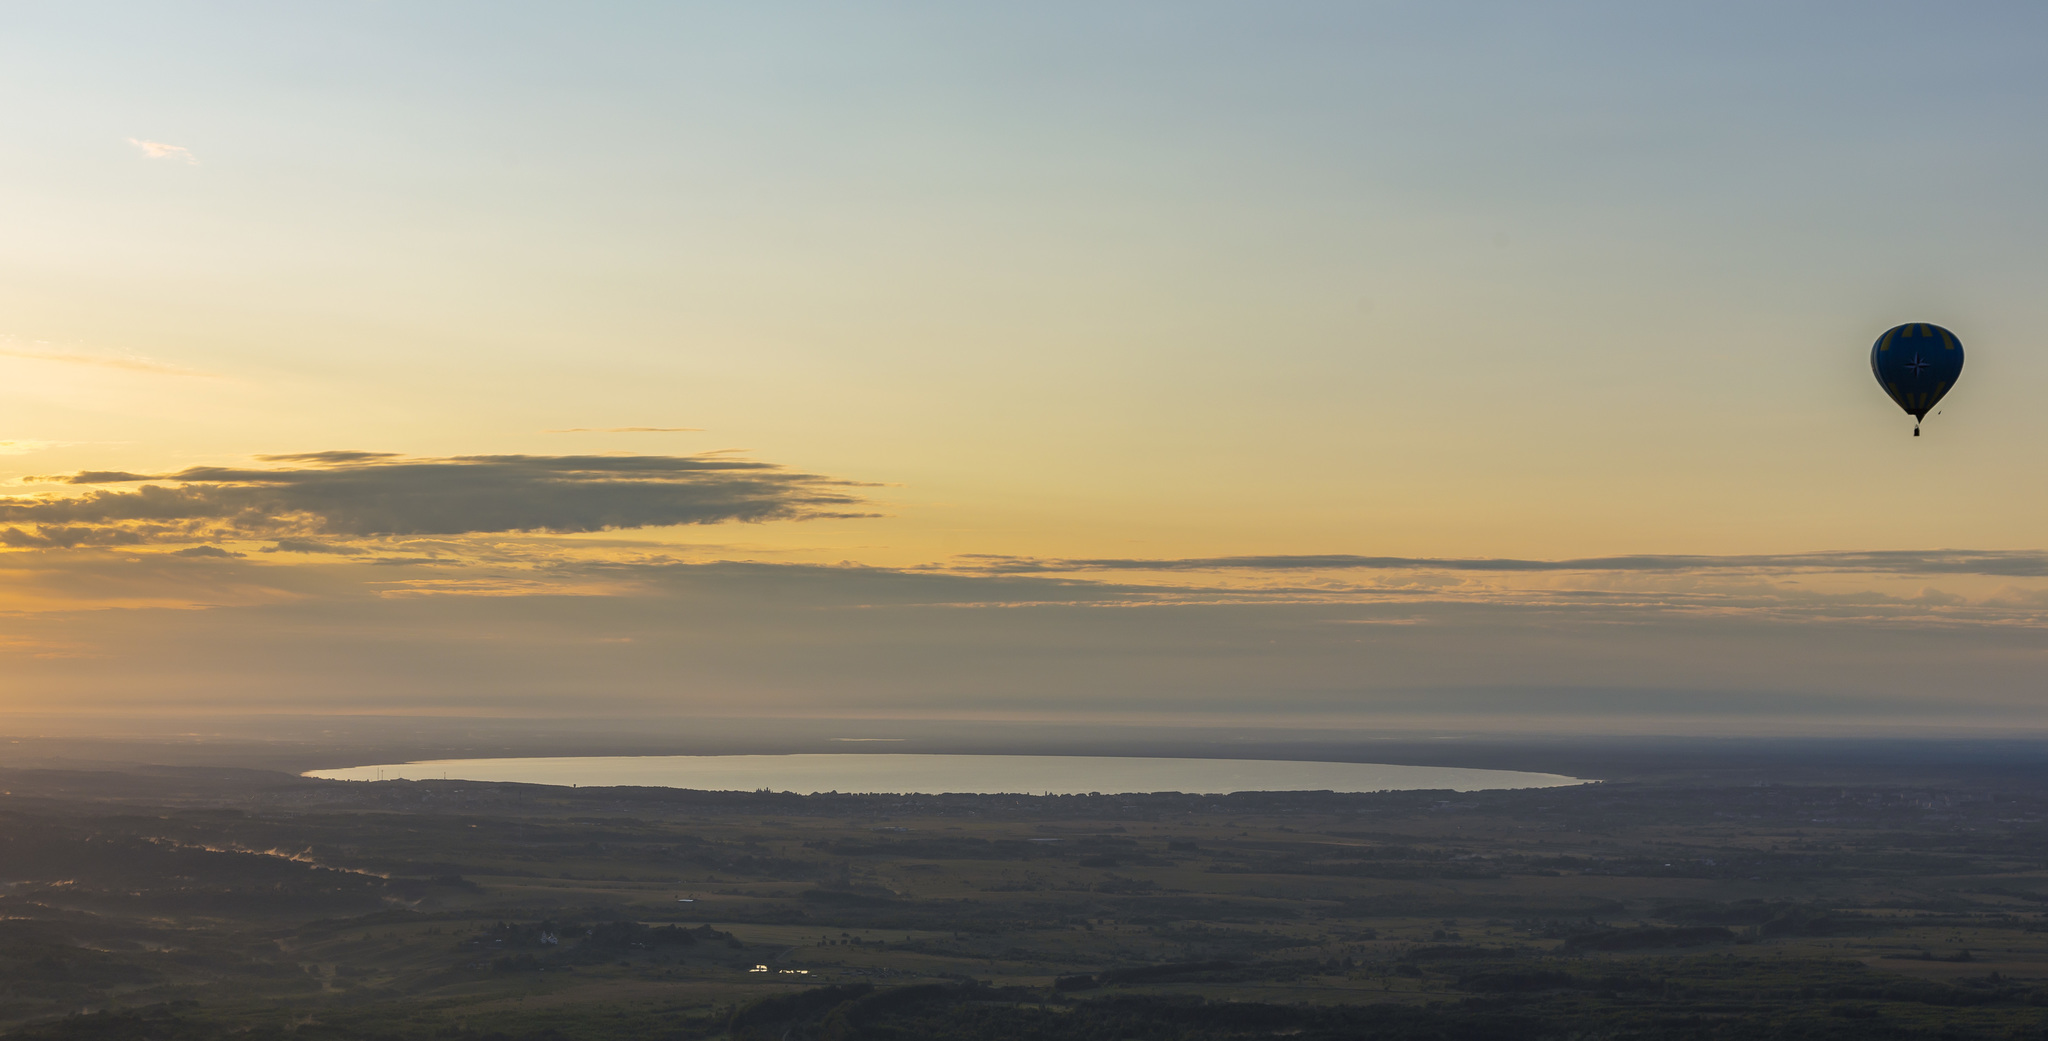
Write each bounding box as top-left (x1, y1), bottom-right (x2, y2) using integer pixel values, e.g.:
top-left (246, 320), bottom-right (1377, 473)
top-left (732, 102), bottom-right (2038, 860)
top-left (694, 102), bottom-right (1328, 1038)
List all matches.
top-left (1870, 323), bottom-right (1963, 435)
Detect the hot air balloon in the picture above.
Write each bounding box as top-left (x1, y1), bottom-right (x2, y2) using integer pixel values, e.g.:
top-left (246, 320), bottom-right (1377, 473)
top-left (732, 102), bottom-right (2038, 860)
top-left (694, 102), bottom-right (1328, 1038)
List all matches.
top-left (1870, 323), bottom-right (1963, 436)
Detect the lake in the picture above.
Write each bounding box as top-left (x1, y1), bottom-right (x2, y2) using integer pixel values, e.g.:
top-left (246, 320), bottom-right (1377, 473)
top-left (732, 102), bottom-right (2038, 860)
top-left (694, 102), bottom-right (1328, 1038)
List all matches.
top-left (305, 753), bottom-right (1589, 795)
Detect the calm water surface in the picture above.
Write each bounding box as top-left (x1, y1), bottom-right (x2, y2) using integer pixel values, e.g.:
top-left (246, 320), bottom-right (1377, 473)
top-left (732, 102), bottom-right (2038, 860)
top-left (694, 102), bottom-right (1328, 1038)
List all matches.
top-left (306, 754), bottom-right (1589, 795)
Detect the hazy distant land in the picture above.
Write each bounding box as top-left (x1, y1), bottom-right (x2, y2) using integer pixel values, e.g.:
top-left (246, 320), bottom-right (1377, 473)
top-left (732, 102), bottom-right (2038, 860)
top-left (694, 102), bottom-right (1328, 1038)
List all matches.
top-left (5, 730), bottom-right (2048, 1039)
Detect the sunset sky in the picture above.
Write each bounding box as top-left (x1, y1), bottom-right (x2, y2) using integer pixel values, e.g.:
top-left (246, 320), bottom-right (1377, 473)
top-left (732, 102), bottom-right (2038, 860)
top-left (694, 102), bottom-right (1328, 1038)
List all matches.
top-left (3, 3), bottom-right (2046, 732)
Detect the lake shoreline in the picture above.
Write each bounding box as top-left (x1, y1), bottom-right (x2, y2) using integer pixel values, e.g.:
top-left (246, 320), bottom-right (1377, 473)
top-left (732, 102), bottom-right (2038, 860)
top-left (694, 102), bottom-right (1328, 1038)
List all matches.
top-left (306, 752), bottom-right (1591, 796)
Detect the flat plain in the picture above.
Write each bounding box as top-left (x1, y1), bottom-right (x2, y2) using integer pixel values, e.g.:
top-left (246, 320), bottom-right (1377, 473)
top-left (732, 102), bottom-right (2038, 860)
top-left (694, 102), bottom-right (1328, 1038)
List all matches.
top-left (5, 740), bottom-right (2048, 1039)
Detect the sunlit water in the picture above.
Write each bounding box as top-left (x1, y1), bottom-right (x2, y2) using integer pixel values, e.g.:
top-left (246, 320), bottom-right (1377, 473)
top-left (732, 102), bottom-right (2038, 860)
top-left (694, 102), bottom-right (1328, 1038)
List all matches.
top-left (305, 754), bottom-right (1589, 795)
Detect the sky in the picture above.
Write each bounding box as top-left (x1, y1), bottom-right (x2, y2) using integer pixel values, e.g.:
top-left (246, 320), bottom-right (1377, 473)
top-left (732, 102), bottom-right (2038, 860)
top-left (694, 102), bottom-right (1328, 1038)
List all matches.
top-left (2, 2), bottom-right (2046, 733)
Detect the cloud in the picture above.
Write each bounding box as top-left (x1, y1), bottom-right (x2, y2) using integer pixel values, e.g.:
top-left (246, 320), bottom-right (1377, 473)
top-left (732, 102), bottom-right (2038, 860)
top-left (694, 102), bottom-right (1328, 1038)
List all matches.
top-left (0, 451), bottom-right (875, 545)
top-left (261, 538), bottom-right (366, 555)
top-left (0, 440), bottom-right (75, 456)
top-left (5, 554), bottom-right (2046, 729)
top-left (2, 449), bottom-right (2044, 728)
top-left (959, 550), bottom-right (2048, 579)
top-left (1, 525), bottom-right (150, 549)
top-left (254, 450), bottom-right (398, 464)
top-left (546, 427), bottom-right (704, 433)
top-left (0, 340), bottom-right (205, 376)
top-left (127, 138), bottom-right (198, 164)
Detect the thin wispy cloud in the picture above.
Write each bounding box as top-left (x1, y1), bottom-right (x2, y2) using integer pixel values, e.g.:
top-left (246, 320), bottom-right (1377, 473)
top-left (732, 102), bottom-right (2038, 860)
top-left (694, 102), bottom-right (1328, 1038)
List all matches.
top-left (127, 137), bottom-right (198, 164)
top-left (260, 538), bottom-right (366, 556)
top-left (0, 340), bottom-right (207, 377)
top-left (546, 427), bottom-right (704, 433)
top-left (956, 550), bottom-right (2048, 580)
top-left (0, 440), bottom-right (75, 456)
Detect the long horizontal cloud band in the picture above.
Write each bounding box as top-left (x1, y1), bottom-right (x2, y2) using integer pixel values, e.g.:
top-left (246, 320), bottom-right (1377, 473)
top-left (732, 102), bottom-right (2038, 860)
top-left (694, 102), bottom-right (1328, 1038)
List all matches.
top-left (6, 559), bottom-right (2045, 723)
top-left (0, 452), bottom-right (872, 543)
top-left (963, 550), bottom-right (2048, 578)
